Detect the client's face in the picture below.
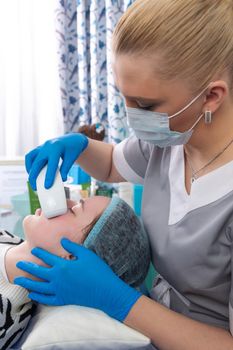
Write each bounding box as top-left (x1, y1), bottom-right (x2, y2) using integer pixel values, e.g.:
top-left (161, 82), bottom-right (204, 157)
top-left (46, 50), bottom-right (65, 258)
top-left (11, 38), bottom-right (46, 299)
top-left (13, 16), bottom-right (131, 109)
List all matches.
top-left (23, 196), bottom-right (111, 256)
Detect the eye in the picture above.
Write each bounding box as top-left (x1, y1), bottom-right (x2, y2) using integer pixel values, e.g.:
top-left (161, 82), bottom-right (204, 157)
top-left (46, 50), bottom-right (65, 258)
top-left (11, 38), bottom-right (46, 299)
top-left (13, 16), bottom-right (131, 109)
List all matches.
top-left (70, 199), bottom-right (84, 213)
top-left (140, 105), bottom-right (154, 111)
top-left (136, 102), bottom-right (156, 111)
top-left (80, 199), bottom-right (85, 209)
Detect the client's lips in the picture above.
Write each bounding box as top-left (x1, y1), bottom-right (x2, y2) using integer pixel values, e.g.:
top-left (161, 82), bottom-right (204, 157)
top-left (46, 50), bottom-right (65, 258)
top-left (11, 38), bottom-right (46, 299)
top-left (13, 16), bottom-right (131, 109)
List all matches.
top-left (35, 208), bottom-right (42, 216)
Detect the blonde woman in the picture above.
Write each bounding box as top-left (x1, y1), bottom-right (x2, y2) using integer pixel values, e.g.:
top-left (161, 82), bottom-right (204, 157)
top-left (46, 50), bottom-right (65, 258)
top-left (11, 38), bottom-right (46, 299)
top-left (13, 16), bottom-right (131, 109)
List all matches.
top-left (16, 1), bottom-right (233, 349)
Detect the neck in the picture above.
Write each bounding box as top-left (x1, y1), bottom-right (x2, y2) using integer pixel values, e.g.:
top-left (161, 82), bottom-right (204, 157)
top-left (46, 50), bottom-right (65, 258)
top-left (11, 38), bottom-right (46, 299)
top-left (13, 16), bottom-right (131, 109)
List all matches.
top-left (5, 240), bottom-right (74, 284)
top-left (5, 241), bottom-right (49, 284)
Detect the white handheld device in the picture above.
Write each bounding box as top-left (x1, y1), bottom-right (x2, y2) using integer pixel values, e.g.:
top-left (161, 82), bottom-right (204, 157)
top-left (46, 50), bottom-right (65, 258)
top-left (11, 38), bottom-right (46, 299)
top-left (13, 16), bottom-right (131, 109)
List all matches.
top-left (36, 165), bottom-right (68, 219)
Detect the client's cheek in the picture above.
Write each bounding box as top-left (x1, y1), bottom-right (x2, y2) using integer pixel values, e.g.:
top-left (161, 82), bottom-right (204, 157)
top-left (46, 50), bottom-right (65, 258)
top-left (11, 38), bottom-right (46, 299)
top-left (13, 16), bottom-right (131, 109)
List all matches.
top-left (80, 232), bottom-right (88, 244)
top-left (74, 230), bottom-right (88, 244)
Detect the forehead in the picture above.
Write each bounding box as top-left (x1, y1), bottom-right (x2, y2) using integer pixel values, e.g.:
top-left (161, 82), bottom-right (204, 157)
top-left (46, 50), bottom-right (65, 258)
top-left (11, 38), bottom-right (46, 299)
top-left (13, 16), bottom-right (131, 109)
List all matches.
top-left (85, 196), bottom-right (111, 208)
top-left (112, 53), bottom-right (190, 101)
top-left (73, 196), bottom-right (110, 212)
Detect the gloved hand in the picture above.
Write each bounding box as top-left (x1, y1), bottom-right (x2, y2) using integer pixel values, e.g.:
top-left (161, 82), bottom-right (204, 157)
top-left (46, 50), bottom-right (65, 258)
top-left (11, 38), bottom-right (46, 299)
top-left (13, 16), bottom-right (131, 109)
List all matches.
top-left (25, 133), bottom-right (88, 190)
top-left (14, 239), bottom-right (142, 322)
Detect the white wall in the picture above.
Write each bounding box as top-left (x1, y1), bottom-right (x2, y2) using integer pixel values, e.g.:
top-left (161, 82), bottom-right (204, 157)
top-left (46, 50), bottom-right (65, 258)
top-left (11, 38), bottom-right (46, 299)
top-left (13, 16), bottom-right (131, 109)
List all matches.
top-left (0, 0), bottom-right (64, 157)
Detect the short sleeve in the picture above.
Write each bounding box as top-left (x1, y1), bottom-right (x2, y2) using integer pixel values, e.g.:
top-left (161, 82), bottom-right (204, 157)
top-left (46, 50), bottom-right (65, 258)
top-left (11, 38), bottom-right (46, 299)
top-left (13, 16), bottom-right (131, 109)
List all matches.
top-left (113, 136), bottom-right (152, 184)
top-left (230, 242), bottom-right (233, 335)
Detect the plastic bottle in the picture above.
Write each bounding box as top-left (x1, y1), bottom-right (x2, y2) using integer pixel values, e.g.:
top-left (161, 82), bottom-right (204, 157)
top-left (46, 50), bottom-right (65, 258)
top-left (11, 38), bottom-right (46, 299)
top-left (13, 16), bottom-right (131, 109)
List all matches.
top-left (118, 182), bottom-right (133, 208)
top-left (133, 184), bottom-right (144, 216)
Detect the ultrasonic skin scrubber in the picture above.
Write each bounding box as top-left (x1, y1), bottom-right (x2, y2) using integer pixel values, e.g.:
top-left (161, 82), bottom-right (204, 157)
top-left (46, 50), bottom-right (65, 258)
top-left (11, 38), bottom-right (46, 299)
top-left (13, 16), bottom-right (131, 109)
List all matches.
top-left (36, 165), bottom-right (68, 219)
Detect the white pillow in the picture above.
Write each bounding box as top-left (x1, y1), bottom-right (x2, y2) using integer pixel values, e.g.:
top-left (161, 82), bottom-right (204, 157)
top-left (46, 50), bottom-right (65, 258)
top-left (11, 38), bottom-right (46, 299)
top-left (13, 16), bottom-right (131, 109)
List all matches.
top-left (15, 304), bottom-right (153, 350)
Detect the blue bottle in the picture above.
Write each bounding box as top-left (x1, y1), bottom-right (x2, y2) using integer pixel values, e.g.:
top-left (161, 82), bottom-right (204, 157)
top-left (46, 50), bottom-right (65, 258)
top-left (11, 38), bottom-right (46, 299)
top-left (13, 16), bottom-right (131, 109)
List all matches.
top-left (68, 164), bottom-right (91, 186)
top-left (133, 184), bottom-right (143, 216)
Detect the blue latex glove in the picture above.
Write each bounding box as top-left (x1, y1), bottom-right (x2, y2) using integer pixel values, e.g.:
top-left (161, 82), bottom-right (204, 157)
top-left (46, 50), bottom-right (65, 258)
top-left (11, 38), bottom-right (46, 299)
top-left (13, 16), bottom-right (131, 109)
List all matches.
top-left (14, 239), bottom-right (142, 322)
top-left (25, 133), bottom-right (88, 190)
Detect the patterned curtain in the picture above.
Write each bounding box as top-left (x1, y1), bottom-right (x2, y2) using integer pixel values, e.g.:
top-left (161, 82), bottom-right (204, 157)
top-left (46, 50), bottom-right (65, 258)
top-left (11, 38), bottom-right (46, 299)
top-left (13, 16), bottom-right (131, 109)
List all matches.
top-left (55, 0), bottom-right (134, 144)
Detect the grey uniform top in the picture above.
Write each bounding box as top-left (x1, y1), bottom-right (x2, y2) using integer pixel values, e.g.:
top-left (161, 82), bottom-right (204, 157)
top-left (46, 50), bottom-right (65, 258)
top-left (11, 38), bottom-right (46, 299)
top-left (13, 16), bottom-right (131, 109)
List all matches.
top-left (113, 136), bottom-right (233, 335)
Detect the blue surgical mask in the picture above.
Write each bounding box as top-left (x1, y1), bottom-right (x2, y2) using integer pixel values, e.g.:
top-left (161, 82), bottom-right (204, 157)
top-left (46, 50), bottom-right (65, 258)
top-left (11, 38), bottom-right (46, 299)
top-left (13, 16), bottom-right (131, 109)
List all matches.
top-left (126, 86), bottom-right (208, 148)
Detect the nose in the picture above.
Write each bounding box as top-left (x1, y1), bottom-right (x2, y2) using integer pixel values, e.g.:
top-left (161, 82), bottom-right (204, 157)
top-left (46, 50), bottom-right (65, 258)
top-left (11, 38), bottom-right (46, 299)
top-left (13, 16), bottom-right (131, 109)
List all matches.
top-left (35, 208), bottom-right (42, 216)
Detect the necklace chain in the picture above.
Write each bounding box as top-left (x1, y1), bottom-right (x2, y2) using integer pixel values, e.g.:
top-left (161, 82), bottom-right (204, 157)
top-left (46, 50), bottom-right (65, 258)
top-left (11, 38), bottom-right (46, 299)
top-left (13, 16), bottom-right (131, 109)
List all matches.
top-left (185, 137), bottom-right (233, 184)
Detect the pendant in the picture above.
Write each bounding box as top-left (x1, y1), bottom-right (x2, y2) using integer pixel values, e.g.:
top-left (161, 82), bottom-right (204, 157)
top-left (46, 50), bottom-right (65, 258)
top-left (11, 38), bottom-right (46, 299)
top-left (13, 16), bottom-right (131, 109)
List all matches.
top-left (191, 176), bottom-right (195, 184)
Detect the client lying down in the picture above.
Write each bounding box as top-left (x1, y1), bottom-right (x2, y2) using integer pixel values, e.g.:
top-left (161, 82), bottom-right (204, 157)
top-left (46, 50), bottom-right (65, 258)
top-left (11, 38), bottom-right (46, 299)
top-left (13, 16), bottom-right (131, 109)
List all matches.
top-left (0, 196), bottom-right (150, 349)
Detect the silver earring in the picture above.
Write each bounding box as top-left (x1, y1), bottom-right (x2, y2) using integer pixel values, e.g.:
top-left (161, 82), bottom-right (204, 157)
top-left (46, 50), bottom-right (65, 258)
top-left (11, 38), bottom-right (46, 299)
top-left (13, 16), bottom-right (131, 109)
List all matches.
top-left (204, 110), bottom-right (212, 124)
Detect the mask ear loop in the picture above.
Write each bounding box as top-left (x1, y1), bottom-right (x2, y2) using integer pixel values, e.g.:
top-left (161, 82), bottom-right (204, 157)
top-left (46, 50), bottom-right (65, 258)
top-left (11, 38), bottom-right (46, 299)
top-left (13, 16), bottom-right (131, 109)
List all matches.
top-left (168, 84), bottom-right (212, 119)
top-left (187, 113), bottom-right (204, 132)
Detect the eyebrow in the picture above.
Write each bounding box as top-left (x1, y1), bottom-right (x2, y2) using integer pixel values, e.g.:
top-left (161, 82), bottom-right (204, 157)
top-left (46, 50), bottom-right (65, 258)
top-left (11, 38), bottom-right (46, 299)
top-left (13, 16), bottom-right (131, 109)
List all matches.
top-left (80, 199), bottom-right (85, 209)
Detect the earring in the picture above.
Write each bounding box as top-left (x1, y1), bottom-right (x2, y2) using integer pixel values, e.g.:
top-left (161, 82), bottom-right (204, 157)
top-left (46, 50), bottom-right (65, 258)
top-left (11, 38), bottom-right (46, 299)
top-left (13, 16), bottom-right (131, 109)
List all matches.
top-left (204, 110), bottom-right (212, 124)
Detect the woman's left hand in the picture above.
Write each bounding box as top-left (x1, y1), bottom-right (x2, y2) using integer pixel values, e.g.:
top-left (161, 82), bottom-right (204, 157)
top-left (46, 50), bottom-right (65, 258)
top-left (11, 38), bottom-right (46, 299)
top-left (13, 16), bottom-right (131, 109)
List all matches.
top-left (14, 238), bottom-right (142, 322)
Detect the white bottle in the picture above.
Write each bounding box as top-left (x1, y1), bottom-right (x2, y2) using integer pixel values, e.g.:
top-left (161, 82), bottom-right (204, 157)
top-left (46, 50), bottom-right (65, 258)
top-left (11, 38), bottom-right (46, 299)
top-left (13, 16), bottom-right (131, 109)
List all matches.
top-left (118, 182), bottom-right (133, 208)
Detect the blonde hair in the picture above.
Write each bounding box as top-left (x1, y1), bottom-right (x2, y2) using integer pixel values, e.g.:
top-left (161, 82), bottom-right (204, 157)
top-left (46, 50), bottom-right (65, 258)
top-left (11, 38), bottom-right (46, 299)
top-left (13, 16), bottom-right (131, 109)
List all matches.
top-left (112, 0), bottom-right (233, 93)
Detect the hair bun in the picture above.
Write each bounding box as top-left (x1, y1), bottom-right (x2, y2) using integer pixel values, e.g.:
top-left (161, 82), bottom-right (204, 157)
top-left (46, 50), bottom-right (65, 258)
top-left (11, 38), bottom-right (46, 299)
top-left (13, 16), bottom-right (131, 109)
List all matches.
top-left (78, 123), bottom-right (105, 141)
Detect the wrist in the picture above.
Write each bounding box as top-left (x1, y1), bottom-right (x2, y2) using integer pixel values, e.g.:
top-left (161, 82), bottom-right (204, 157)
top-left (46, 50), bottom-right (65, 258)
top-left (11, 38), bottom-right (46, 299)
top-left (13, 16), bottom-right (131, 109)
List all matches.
top-left (112, 281), bottom-right (142, 322)
top-left (78, 133), bottom-right (89, 152)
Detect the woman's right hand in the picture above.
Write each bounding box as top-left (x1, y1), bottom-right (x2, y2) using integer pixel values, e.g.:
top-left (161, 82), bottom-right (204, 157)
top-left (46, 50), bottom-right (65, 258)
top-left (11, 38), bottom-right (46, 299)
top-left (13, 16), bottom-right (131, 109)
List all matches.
top-left (25, 133), bottom-right (89, 190)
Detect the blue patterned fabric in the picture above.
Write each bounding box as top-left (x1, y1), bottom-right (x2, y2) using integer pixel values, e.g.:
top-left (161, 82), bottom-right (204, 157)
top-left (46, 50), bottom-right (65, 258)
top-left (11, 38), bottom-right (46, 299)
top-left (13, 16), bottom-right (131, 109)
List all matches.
top-left (55, 0), bottom-right (135, 143)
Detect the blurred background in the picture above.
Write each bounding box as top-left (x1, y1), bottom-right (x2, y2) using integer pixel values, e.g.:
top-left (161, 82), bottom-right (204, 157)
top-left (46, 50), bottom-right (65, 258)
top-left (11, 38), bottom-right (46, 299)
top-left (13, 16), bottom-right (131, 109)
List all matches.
top-left (0, 0), bottom-right (136, 158)
top-left (0, 0), bottom-right (155, 289)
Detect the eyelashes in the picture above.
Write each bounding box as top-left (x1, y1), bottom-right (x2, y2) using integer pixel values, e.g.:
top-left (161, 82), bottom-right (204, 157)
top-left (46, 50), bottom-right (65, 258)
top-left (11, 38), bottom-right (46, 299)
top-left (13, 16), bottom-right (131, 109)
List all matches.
top-left (140, 105), bottom-right (155, 111)
top-left (70, 199), bottom-right (85, 214)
